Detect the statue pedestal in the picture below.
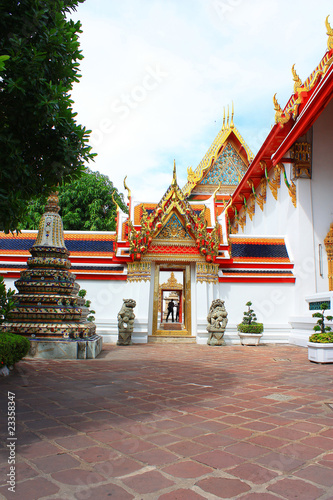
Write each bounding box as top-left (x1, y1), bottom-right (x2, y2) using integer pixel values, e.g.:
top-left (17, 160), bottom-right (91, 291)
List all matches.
top-left (27, 335), bottom-right (103, 359)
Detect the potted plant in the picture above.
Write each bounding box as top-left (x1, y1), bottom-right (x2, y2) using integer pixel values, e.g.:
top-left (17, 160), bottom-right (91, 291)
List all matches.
top-left (237, 301), bottom-right (264, 346)
top-left (308, 303), bottom-right (333, 363)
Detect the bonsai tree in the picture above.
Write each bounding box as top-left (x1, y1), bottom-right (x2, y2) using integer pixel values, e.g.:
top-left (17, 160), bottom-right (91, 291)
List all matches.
top-left (309, 303), bottom-right (333, 343)
top-left (237, 301), bottom-right (264, 334)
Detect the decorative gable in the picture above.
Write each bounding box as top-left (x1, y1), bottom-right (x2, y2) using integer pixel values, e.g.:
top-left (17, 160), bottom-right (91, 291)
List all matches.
top-left (200, 143), bottom-right (248, 186)
top-left (155, 212), bottom-right (192, 241)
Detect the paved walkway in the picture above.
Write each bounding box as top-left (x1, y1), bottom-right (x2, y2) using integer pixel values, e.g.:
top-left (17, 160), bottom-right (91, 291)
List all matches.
top-left (1, 344), bottom-right (333, 500)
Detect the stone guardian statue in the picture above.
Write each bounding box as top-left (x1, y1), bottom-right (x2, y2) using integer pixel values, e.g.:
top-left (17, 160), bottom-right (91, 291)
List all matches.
top-left (117, 299), bottom-right (136, 345)
top-left (207, 299), bottom-right (228, 346)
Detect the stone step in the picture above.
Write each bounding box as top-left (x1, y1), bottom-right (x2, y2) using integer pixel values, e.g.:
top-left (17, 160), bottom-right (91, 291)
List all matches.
top-left (148, 335), bottom-right (197, 344)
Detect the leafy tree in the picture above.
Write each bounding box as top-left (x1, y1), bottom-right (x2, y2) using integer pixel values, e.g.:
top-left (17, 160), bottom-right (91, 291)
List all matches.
top-left (20, 169), bottom-right (128, 232)
top-left (312, 303), bottom-right (333, 334)
top-left (241, 301), bottom-right (258, 325)
top-left (0, 0), bottom-right (95, 233)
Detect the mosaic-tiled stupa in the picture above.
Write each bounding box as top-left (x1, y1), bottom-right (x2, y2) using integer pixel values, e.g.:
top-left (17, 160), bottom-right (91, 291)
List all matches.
top-left (2, 193), bottom-right (100, 354)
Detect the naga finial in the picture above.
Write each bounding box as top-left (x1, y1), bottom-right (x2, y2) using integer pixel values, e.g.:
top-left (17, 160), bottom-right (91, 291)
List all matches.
top-left (291, 64), bottom-right (302, 93)
top-left (123, 176), bottom-right (131, 199)
top-left (172, 159), bottom-right (177, 186)
top-left (326, 15), bottom-right (333, 50)
top-left (230, 101), bottom-right (234, 128)
top-left (112, 191), bottom-right (119, 210)
top-left (273, 93), bottom-right (282, 113)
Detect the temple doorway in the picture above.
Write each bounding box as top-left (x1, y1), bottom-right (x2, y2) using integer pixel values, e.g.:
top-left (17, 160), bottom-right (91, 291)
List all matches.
top-left (152, 264), bottom-right (192, 336)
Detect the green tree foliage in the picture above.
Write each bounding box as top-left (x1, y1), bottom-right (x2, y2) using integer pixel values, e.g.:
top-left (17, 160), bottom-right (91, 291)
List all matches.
top-left (0, 0), bottom-right (95, 233)
top-left (20, 169), bottom-right (128, 232)
top-left (241, 301), bottom-right (258, 325)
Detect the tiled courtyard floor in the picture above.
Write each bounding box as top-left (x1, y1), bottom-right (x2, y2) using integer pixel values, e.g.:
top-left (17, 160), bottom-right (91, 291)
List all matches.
top-left (1, 343), bottom-right (333, 500)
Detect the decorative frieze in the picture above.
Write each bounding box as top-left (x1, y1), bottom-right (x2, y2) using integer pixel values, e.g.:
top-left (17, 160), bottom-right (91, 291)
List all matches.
top-left (256, 178), bottom-right (267, 211)
top-left (127, 261), bottom-right (151, 282)
top-left (196, 263), bottom-right (219, 284)
top-left (291, 141), bottom-right (312, 179)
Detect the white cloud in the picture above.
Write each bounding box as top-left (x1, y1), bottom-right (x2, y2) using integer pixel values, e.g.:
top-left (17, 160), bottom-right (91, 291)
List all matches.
top-left (70, 0), bottom-right (333, 200)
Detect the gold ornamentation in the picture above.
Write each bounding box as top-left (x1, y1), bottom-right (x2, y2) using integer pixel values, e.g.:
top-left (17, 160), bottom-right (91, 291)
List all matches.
top-left (273, 93), bottom-right (291, 125)
top-left (182, 104), bottom-right (254, 196)
top-left (326, 15), bottom-right (333, 50)
top-left (292, 64), bottom-right (303, 94)
top-left (247, 194), bottom-right (255, 221)
top-left (196, 263), bottom-right (219, 284)
top-left (238, 206), bottom-right (246, 231)
top-left (256, 178), bottom-right (267, 211)
top-left (324, 223), bottom-right (333, 290)
top-left (291, 142), bottom-right (312, 179)
top-left (267, 165), bottom-right (281, 200)
top-left (277, 163), bottom-right (296, 208)
top-left (123, 176), bottom-right (131, 199)
top-left (127, 261), bottom-right (151, 282)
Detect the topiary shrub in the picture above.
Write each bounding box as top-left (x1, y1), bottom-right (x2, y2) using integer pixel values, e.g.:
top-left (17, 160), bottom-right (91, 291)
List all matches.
top-left (0, 332), bottom-right (30, 368)
top-left (237, 323), bottom-right (264, 334)
top-left (78, 288), bottom-right (95, 322)
top-left (237, 301), bottom-right (263, 334)
top-left (309, 303), bottom-right (333, 343)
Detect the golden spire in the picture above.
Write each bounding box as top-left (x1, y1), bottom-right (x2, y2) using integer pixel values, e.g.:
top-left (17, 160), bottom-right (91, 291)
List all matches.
top-left (222, 107), bottom-right (226, 131)
top-left (292, 64), bottom-right (302, 93)
top-left (226, 105), bottom-right (230, 129)
top-left (326, 15), bottom-right (333, 50)
top-left (172, 159), bottom-right (177, 186)
top-left (123, 176), bottom-right (131, 199)
top-left (230, 101), bottom-right (234, 128)
top-left (44, 192), bottom-right (60, 213)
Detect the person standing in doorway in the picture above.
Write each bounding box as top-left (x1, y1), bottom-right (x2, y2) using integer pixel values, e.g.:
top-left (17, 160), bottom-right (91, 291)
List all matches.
top-left (166, 299), bottom-right (175, 322)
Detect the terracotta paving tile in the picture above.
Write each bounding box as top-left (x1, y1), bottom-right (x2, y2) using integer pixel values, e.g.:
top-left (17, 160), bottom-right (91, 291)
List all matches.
top-left (146, 433), bottom-right (180, 446)
top-left (240, 494), bottom-right (284, 499)
top-left (319, 428), bottom-right (333, 438)
top-left (267, 477), bottom-right (325, 500)
top-left (0, 477), bottom-right (59, 500)
top-left (225, 442), bottom-right (268, 458)
top-left (193, 420), bottom-right (229, 432)
top-left (279, 442), bottom-right (323, 460)
top-left (295, 464), bottom-right (333, 486)
top-left (228, 462), bottom-right (279, 484)
top-left (170, 426), bottom-right (206, 438)
top-left (37, 426), bottom-right (77, 439)
top-left (31, 453), bottom-right (81, 474)
top-left (86, 428), bottom-right (130, 443)
top-left (122, 469), bottom-right (174, 494)
top-left (94, 456), bottom-right (144, 478)
top-left (193, 449), bottom-right (246, 469)
top-left (256, 451), bottom-right (306, 472)
top-left (158, 488), bottom-right (206, 499)
top-left (249, 434), bottom-right (288, 449)
top-left (267, 427), bottom-right (308, 441)
top-left (152, 419), bottom-right (184, 430)
top-left (170, 414), bottom-right (206, 425)
top-left (219, 415), bottom-right (250, 425)
top-left (18, 442), bottom-right (62, 459)
top-left (109, 437), bottom-right (156, 455)
top-left (238, 409), bottom-right (270, 419)
top-left (286, 421), bottom-right (323, 433)
top-left (74, 482), bottom-right (134, 500)
top-left (241, 421), bottom-right (276, 432)
top-left (54, 434), bottom-right (98, 450)
top-left (219, 427), bottom-right (253, 439)
top-left (193, 432), bottom-right (235, 448)
top-left (167, 440), bottom-right (211, 457)
top-left (133, 447), bottom-right (178, 465)
top-left (300, 436), bottom-right (333, 450)
top-left (215, 404), bottom-right (245, 413)
top-left (73, 445), bottom-right (116, 463)
top-left (196, 476), bottom-right (251, 498)
top-left (162, 459), bottom-right (213, 478)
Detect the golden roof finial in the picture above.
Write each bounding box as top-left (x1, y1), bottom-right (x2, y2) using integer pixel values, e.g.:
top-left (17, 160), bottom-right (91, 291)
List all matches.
top-left (172, 159), bottom-right (177, 186)
top-left (45, 191), bottom-right (60, 214)
top-left (222, 107), bottom-right (226, 131)
top-left (325, 15), bottom-right (333, 50)
top-left (273, 93), bottom-right (282, 114)
top-left (123, 176), bottom-right (131, 199)
top-left (213, 182), bottom-right (222, 201)
top-left (112, 191), bottom-right (119, 210)
top-left (230, 101), bottom-right (234, 128)
top-left (227, 105), bottom-right (230, 129)
top-left (292, 64), bottom-right (302, 93)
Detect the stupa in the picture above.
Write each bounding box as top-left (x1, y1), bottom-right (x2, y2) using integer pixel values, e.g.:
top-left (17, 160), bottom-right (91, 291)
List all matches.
top-left (1, 192), bottom-right (102, 359)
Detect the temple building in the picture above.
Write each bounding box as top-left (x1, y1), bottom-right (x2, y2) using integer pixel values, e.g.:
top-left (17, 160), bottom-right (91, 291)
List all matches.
top-left (1, 19), bottom-right (333, 346)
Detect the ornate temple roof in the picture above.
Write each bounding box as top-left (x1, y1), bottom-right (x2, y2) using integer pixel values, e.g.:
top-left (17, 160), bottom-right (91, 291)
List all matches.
top-left (227, 17), bottom-right (333, 232)
top-left (183, 104), bottom-right (253, 198)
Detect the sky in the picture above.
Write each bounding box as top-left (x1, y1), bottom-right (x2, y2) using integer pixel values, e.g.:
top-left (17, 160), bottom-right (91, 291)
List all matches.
top-left (70, 0), bottom-right (333, 202)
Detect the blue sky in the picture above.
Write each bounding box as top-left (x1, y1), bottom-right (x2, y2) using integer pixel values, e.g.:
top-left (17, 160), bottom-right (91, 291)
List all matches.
top-left (70, 0), bottom-right (333, 201)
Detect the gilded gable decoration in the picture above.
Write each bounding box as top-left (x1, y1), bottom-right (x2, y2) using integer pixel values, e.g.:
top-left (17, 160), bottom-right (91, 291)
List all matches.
top-left (266, 165), bottom-right (281, 201)
top-left (246, 194), bottom-right (255, 221)
top-left (273, 93), bottom-right (291, 125)
top-left (291, 142), bottom-right (312, 179)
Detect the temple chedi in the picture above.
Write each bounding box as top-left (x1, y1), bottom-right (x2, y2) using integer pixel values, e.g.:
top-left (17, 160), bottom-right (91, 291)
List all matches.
top-left (1, 193), bottom-right (102, 358)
